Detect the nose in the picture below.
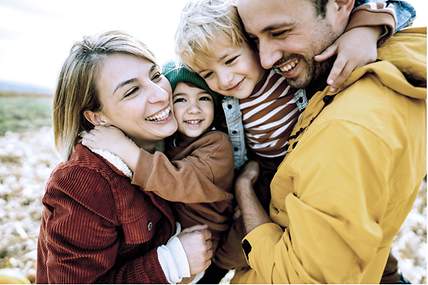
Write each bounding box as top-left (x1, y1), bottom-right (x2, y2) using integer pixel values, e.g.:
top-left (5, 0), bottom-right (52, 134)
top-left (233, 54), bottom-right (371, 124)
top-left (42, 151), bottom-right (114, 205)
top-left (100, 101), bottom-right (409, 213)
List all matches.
top-left (259, 39), bottom-right (282, 70)
top-left (187, 101), bottom-right (202, 114)
top-left (147, 83), bottom-right (170, 104)
top-left (217, 69), bottom-right (234, 90)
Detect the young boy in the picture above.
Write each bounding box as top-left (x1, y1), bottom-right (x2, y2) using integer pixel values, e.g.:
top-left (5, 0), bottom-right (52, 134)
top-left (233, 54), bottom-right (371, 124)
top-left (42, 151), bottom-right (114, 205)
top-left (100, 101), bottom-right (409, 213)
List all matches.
top-left (81, 62), bottom-right (235, 281)
top-left (174, 0), bottom-right (414, 281)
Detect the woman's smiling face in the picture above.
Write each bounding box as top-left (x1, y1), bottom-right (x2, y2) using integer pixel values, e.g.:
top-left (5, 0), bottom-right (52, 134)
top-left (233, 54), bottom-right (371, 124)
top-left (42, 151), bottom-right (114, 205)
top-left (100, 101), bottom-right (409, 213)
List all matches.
top-left (94, 53), bottom-right (178, 143)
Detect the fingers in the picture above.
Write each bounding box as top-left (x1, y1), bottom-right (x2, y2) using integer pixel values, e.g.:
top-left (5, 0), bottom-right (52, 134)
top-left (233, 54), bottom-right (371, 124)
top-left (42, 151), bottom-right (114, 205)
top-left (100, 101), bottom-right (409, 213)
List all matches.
top-left (329, 61), bottom-right (355, 91)
top-left (314, 42), bottom-right (338, 62)
top-left (181, 224), bottom-right (208, 233)
top-left (326, 54), bottom-right (347, 89)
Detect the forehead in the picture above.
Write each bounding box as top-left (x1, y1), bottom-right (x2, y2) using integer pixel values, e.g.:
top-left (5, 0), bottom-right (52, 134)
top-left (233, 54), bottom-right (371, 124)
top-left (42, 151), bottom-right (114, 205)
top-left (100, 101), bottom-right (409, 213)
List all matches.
top-left (96, 54), bottom-right (152, 94)
top-left (98, 54), bottom-right (152, 83)
top-left (237, 0), bottom-right (310, 34)
top-left (174, 82), bottom-right (210, 96)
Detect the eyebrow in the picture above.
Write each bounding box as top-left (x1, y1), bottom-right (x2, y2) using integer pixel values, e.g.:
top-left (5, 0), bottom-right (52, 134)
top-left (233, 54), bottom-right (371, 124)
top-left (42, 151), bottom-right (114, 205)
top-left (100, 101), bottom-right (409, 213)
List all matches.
top-left (261, 21), bottom-right (294, 34)
top-left (113, 78), bottom-right (137, 95)
top-left (197, 51), bottom-right (233, 73)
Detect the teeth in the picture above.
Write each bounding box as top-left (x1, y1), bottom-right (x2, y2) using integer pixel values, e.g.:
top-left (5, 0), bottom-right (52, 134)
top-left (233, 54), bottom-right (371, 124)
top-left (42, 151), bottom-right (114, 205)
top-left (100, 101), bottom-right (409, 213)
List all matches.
top-left (145, 107), bottom-right (171, 122)
top-left (185, 119), bottom-right (202, 125)
top-left (277, 58), bottom-right (299, 73)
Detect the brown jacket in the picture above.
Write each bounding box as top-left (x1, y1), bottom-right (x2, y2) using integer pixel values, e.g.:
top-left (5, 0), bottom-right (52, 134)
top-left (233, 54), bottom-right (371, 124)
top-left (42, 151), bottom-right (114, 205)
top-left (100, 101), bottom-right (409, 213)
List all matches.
top-left (132, 130), bottom-right (234, 244)
top-left (37, 144), bottom-right (175, 284)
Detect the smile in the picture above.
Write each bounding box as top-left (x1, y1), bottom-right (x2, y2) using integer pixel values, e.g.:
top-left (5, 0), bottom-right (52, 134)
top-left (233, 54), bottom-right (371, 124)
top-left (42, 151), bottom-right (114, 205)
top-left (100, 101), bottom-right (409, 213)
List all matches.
top-left (145, 106), bottom-right (171, 122)
top-left (184, 119), bottom-right (204, 125)
top-left (226, 78), bottom-right (244, 91)
top-left (274, 58), bottom-right (299, 75)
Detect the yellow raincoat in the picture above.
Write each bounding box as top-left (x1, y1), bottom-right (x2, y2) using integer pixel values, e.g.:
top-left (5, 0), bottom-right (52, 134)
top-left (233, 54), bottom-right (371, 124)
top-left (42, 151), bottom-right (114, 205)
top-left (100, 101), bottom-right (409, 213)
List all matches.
top-left (233, 27), bottom-right (426, 284)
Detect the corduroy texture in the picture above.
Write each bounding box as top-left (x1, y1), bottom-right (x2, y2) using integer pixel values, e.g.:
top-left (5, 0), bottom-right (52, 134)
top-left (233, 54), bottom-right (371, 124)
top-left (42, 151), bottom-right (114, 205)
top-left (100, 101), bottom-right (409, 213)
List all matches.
top-left (37, 144), bottom-right (176, 284)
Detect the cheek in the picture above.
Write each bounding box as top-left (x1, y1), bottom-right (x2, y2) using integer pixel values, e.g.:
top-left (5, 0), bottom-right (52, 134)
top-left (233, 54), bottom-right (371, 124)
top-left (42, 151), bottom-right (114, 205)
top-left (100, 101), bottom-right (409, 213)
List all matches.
top-left (173, 105), bottom-right (184, 120)
top-left (159, 78), bottom-right (173, 98)
top-left (206, 79), bottom-right (220, 93)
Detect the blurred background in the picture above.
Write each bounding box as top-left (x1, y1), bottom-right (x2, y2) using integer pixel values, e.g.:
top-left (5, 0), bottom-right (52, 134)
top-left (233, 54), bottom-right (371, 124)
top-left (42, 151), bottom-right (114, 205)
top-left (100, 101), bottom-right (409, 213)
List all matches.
top-left (0, 0), bottom-right (426, 283)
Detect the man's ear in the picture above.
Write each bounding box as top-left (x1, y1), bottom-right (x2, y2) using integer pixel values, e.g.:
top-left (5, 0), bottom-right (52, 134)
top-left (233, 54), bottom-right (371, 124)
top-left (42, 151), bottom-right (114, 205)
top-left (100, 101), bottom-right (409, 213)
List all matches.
top-left (83, 110), bottom-right (108, 126)
top-left (335, 0), bottom-right (355, 18)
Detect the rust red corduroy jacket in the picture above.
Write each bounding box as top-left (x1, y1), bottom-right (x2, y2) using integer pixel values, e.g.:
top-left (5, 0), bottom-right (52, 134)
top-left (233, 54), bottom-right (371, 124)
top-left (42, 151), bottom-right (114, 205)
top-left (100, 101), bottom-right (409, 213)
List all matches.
top-left (36, 144), bottom-right (175, 284)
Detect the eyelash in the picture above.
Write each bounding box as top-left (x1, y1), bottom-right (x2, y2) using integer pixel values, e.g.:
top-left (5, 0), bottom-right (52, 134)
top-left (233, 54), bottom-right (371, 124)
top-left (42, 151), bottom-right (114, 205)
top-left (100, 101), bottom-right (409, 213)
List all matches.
top-left (225, 55), bottom-right (239, 65)
top-left (173, 97), bottom-right (186, 104)
top-left (271, 30), bottom-right (288, 38)
top-left (202, 72), bottom-right (213, 79)
top-left (124, 86), bottom-right (139, 97)
top-left (152, 71), bottom-right (162, 81)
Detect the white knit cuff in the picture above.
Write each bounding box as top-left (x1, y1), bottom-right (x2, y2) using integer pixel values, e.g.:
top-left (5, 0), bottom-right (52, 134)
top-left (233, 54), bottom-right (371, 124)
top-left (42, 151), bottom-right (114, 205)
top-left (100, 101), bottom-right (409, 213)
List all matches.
top-left (157, 223), bottom-right (191, 283)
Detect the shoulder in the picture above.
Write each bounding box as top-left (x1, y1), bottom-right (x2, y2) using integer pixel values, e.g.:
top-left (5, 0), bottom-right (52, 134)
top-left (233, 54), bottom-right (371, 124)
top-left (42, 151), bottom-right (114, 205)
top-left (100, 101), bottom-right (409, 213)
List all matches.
top-left (198, 131), bottom-right (233, 152)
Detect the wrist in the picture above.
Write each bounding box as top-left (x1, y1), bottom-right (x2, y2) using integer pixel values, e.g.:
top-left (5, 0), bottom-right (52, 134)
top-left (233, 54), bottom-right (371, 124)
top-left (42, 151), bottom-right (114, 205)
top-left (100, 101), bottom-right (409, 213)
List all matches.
top-left (122, 144), bottom-right (140, 172)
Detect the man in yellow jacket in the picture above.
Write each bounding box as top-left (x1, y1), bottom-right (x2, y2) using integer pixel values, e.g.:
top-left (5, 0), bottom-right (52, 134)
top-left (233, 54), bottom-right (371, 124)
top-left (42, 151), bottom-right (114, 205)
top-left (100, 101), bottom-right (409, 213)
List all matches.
top-left (232, 0), bottom-right (426, 283)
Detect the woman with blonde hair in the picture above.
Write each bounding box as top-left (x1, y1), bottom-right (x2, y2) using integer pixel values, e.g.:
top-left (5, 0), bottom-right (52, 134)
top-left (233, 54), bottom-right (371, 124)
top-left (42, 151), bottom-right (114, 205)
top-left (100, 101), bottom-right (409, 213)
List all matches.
top-left (36, 31), bottom-right (213, 283)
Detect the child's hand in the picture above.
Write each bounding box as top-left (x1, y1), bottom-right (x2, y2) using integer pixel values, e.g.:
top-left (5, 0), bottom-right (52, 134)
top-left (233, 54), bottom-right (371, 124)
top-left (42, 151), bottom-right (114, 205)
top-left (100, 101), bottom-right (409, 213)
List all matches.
top-left (81, 126), bottom-right (140, 171)
top-left (314, 26), bottom-right (381, 91)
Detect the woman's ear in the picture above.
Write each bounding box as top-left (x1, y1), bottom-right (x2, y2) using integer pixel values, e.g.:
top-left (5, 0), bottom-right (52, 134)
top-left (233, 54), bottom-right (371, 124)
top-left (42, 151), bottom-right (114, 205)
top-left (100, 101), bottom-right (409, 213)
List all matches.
top-left (83, 110), bottom-right (109, 126)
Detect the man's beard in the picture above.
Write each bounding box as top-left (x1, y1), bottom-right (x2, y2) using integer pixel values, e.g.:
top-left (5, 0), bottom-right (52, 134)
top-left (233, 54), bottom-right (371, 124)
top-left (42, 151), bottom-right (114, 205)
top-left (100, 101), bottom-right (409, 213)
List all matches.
top-left (286, 55), bottom-right (333, 91)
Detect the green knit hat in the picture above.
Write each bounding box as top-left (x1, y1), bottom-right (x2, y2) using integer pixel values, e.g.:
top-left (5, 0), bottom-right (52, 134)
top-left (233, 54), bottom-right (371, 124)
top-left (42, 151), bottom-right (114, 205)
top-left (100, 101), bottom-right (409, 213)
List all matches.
top-left (162, 60), bottom-right (219, 100)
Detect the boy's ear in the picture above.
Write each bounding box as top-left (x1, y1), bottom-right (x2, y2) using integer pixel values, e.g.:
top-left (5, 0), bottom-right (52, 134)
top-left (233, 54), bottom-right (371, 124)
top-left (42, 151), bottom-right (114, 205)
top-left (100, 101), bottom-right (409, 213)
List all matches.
top-left (83, 110), bottom-right (109, 126)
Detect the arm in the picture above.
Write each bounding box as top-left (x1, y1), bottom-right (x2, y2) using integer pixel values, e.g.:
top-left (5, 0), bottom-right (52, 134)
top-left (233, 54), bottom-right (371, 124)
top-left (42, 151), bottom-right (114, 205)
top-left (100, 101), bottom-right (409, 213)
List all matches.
top-left (81, 127), bottom-right (234, 203)
top-left (234, 161), bottom-right (271, 233)
top-left (240, 122), bottom-right (389, 283)
top-left (355, 0), bottom-right (416, 31)
top-left (315, 0), bottom-right (416, 90)
top-left (133, 132), bottom-right (234, 203)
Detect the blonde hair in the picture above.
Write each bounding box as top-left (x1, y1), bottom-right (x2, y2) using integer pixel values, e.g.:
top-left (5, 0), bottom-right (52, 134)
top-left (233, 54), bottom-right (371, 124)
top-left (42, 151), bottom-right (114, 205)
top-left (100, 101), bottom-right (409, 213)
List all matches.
top-left (53, 30), bottom-right (157, 160)
top-left (175, 0), bottom-right (247, 69)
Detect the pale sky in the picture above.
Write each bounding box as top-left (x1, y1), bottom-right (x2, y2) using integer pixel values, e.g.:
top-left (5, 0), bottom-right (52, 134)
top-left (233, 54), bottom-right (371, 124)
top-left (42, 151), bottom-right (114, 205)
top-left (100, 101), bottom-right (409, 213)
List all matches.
top-left (0, 0), bottom-right (425, 91)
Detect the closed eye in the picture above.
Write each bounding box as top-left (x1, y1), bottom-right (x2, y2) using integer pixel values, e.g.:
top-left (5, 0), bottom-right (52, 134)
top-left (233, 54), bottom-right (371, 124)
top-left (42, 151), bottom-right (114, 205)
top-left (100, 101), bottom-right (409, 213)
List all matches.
top-left (201, 71), bottom-right (213, 79)
top-left (225, 55), bottom-right (239, 65)
top-left (271, 29), bottom-right (288, 38)
top-left (151, 71), bottom-right (162, 82)
top-left (124, 86), bottom-right (139, 97)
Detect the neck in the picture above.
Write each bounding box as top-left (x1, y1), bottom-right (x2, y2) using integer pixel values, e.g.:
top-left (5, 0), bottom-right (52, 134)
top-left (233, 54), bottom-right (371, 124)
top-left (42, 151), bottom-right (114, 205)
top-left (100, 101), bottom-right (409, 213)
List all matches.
top-left (306, 57), bottom-right (334, 99)
top-left (134, 138), bottom-right (164, 154)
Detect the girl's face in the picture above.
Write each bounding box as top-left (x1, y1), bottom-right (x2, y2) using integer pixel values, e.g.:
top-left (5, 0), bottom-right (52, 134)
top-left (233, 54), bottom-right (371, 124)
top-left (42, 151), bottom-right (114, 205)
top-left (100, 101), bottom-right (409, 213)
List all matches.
top-left (172, 82), bottom-right (214, 138)
top-left (94, 54), bottom-right (177, 144)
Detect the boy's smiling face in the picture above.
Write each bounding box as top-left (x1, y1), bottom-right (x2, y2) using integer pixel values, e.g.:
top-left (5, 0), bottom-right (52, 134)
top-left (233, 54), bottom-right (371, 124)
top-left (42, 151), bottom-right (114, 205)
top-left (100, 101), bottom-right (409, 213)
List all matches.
top-left (193, 34), bottom-right (265, 99)
top-left (172, 82), bottom-right (215, 138)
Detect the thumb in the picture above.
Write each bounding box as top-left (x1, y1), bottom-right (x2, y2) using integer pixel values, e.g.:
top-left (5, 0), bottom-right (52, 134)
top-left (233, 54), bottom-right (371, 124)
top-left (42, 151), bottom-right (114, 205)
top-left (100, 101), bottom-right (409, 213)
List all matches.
top-left (314, 42), bottom-right (338, 62)
top-left (181, 224), bottom-right (208, 234)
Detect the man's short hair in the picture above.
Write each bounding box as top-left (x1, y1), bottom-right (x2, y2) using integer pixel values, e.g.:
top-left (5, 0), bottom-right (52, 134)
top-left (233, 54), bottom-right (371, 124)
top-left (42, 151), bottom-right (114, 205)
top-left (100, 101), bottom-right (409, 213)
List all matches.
top-left (312, 0), bottom-right (329, 17)
top-left (175, 0), bottom-right (248, 69)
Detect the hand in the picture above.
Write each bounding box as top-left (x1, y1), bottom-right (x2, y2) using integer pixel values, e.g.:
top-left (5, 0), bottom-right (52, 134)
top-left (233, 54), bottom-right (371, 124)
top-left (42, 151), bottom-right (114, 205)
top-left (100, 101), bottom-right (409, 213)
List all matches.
top-left (236, 161), bottom-right (259, 190)
top-left (178, 225), bottom-right (213, 275)
top-left (314, 26), bottom-right (381, 91)
top-left (81, 126), bottom-right (140, 171)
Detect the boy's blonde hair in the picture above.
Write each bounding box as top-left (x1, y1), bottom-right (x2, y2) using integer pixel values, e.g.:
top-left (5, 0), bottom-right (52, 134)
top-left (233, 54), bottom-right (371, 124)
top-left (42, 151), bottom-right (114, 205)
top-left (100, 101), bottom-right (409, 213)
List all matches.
top-left (53, 31), bottom-right (157, 160)
top-left (175, 0), bottom-right (247, 69)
